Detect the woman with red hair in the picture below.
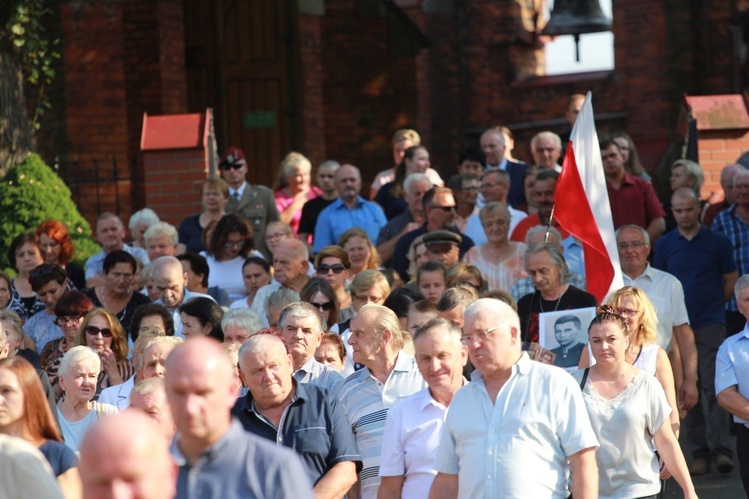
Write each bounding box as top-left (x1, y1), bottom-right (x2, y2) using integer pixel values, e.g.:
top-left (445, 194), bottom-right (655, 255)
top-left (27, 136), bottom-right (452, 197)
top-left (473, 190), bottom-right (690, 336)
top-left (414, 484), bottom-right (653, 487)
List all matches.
top-left (36, 220), bottom-right (86, 290)
top-left (0, 356), bottom-right (82, 496)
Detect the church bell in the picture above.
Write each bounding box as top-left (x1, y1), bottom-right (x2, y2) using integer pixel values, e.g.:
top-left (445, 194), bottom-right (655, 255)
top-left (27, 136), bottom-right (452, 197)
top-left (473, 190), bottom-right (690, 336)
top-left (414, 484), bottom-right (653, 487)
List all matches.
top-left (541, 0), bottom-right (612, 61)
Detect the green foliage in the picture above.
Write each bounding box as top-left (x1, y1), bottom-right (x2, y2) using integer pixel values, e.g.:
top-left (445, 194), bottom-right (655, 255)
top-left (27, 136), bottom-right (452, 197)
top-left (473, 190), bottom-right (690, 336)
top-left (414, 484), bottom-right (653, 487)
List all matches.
top-left (4, 0), bottom-right (60, 129)
top-left (0, 153), bottom-right (99, 271)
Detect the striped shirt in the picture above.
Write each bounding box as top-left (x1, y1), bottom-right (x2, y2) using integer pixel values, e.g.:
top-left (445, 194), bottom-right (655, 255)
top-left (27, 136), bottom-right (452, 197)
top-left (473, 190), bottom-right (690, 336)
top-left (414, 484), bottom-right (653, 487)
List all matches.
top-left (294, 358), bottom-right (345, 396)
top-left (339, 353), bottom-right (425, 499)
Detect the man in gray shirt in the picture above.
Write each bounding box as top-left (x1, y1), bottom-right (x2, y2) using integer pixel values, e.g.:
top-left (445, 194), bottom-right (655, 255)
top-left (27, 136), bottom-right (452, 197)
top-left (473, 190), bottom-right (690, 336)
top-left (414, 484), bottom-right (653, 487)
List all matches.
top-left (165, 337), bottom-right (312, 498)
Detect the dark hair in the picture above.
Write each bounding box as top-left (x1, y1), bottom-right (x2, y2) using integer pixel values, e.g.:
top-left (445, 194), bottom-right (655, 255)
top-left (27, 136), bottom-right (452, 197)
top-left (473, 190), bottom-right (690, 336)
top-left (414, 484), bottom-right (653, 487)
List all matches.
top-left (436, 286), bottom-right (478, 313)
top-left (103, 249), bottom-right (137, 275)
top-left (599, 136), bottom-right (621, 152)
top-left (478, 289), bottom-right (518, 311)
top-left (300, 277), bottom-right (340, 325)
top-left (320, 332), bottom-right (346, 363)
top-left (208, 214), bottom-right (254, 260)
top-left (383, 287), bottom-right (424, 319)
top-left (535, 168), bottom-right (560, 183)
top-left (131, 303), bottom-right (175, 341)
top-left (588, 308), bottom-right (628, 334)
top-left (410, 299), bottom-right (437, 314)
top-left (391, 145), bottom-right (428, 198)
top-left (176, 252), bottom-right (210, 288)
top-left (29, 264), bottom-right (67, 292)
top-left (243, 256), bottom-right (271, 274)
top-left (8, 233), bottom-right (41, 270)
top-left (422, 186), bottom-right (453, 212)
top-left (54, 291), bottom-right (95, 317)
top-left (447, 173), bottom-right (479, 192)
top-left (178, 297), bottom-right (225, 341)
top-left (458, 146), bottom-right (485, 166)
top-left (417, 261), bottom-right (447, 284)
top-left (35, 220), bottom-right (75, 265)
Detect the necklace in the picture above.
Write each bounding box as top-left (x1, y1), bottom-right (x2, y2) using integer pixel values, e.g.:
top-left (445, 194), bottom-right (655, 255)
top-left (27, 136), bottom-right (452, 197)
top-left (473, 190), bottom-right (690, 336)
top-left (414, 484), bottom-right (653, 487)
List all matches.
top-left (539, 292), bottom-right (563, 313)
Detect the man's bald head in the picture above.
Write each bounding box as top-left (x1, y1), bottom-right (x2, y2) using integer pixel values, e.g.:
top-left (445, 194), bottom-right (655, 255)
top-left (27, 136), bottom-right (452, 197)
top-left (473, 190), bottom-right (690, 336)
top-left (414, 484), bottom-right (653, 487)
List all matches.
top-left (671, 186), bottom-right (699, 205)
top-left (80, 411), bottom-right (177, 499)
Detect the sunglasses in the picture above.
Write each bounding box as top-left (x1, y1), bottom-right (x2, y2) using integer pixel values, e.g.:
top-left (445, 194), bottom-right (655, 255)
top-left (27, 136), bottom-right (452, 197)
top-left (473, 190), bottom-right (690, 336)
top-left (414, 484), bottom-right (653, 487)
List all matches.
top-left (30, 264), bottom-right (58, 279)
top-left (85, 325), bottom-right (113, 338)
top-left (220, 163), bottom-right (244, 171)
top-left (430, 205), bottom-right (456, 212)
top-left (317, 264), bottom-right (346, 274)
top-left (311, 301), bottom-right (334, 311)
top-left (56, 315), bottom-right (83, 326)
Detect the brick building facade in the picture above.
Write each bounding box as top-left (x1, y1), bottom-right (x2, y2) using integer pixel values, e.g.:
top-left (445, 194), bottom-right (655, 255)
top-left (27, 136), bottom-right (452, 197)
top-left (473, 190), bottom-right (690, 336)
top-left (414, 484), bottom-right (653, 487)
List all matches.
top-left (34, 0), bottom-right (749, 227)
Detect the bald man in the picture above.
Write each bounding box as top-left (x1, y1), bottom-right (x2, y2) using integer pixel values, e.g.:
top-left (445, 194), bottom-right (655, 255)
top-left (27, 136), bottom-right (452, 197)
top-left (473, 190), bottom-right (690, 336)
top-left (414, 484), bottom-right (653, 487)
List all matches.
top-left (165, 337), bottom-right (312, 498)
top-left (479, 128), bottom-right (528, 208)
top-left (152, 256), bottom-right (214, 338)
top-left (80, 411), bottom-right (176, 499)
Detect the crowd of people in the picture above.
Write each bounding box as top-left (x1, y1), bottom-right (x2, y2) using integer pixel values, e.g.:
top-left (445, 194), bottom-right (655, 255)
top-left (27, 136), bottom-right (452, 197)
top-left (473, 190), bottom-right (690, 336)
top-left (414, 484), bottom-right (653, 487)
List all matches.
top-left (3, 93), bottom-right (749, 498)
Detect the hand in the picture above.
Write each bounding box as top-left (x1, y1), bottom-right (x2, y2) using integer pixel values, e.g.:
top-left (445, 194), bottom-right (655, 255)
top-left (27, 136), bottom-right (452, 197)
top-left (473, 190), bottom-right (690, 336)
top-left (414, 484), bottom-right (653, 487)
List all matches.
top-left (401, 222), bottom-right (421, 235)
top-left (99, 348), bottom-right (119, 375)
top-left (658, 457), bottom-right (672, 480)
top-left (678, 380), bottom-right (699, 411)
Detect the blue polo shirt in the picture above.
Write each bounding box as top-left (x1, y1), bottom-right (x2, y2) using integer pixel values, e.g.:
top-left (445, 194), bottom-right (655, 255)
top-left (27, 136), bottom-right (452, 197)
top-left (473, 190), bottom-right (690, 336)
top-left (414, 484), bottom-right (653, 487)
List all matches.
top-left (231, 383), bottom-right (361, 486)
top-left (654, 225), bottom-right (736, 328)
top-left (313, 197), bottom-right (387, 252)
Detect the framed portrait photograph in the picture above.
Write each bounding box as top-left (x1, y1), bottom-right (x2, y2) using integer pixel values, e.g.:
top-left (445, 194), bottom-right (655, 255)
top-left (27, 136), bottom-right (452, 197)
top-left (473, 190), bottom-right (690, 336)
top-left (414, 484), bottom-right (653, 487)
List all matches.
top-left (538, 307), bottom-right (596, 371)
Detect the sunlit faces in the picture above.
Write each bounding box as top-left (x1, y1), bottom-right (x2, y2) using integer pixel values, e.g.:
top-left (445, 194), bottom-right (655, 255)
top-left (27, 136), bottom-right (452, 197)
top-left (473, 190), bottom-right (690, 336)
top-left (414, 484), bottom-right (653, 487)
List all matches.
top-left (532, 178), bottom-right (556, 216)
top-left (96, 216), bottom-right (126, 250)
top-left (15, 242), bottom-right (43, 274)
top-left (202, 185), bottom-right (227, 212)
top-left (588, 321), bottom-right (627, 364)
top-left (525, 250), bottom-right (562, 295)
top-left (138, 315), bottom-right (166, 337)
top-left (427, 192), bottom-right (457, 228)
top-left (280, 314), bottom-right (324, 367)
top-left (405, 148), bottom-right (431, 175)
top-left (348, 309), bottom-right (385, 365)
top-left (458, 179), bottom-right (480, 207)
top-left (220, 160), bottom-right (248, 189)
top-left (265, 224), bottom-right (292, 255)
top-left (461, 312), bottom-right (516, 372)
top-left (414, 328), bottom-right (467, 394)
top-left (316, 165), bottom-right (338, 194)
top-left (180, 260), bottom-right (204, 292)
top-left (479, 173), bottom-right (508, 204)
top-left (392, 139), bottom-right (415, 165)
top-left (242, 262), bottom-right (271, 296)
top-left (481, 211), bottom-right (510, 242)
top-left (407, 310), bottom-right (438, 336)
top-left (734, 174), bottom-right (749, 205)
top-left (59, 360), bottom-right (99, 403)
top-left (317, 256), bottom-right (349, 290)
top-left (610, 295), bottom-right (641, 336)
top-left (737, 286), bottom-right (749, 322)
top-left (180, 313), bottom-right (212, 340)
top-left (314, 342), bottom-right (345, 372)
top-left (335, 166), bottom-right (362, 201)
top-left (272, 244), bottom-right (308, 287)
top-left (669, 165), bottom-right (693, 191)
top-left (612, 137), bottom-right (631, 163)
top-left (309, 291), bottom-right (334, 325)
top-left (425, 243), bottom-right (460, 267)
top-left (351, 286), bottom-right (387, 311)
top-left (129, 389), bottom-right (175, 441)
top-left (105, 262), bottom-right (135, 295)
top-left (479, 131), bottom-right (505, 165)
top-left (223, 325), bottom-right (252, 346)
top-left (405, 179), bottom-right (433, 215)
top-left (601, 144), bottom-right (625, 178)
top-left (140, 341), bottom-right (177, 379)
top-left (416, 243), bottom-right (428, 267)
top-left (0, 368), bottom-right (25, 433)
top-left (36, 280), bottom-right (66, 312)
top-left (240, 340), bottom-right (294, 407)
top-left (154, 266), bottom-right (187, 309)
top-left (671, 194), bottom-right (701, 232)
top-left (38, 233), bottom-right (62, 264)
top-left (616, 227), bottom-right (650, 276)
top-left (419, 271), bottom-right (446, 303)
top-left (437, 307), bottom-right (464, 329)
top-left (0, 279), bottom-right (11, 309)
top-left (147, 237), bottom-right (177, 261)
top-left (85, 314), bottom-right (114, 354)
top-left (343, 236), bottom-right (371, 273)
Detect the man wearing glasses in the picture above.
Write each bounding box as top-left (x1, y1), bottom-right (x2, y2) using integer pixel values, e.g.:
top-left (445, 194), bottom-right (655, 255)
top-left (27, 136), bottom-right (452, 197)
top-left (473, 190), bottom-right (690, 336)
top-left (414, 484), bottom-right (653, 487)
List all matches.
top-left (220, 146), bottom-right (280, 259)
top-left (391, 187), bottom-right (474, 281)
top-left (430, 298), bottom-right (599, 498)
top-left (616, 224), bottom-right (699, 412)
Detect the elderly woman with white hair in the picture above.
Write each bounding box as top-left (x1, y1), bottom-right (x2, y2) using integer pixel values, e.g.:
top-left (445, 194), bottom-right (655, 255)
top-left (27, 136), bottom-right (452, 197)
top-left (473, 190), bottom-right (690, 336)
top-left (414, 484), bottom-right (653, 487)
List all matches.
top-left (56, 346), bottom-right (118, 453)
top-left (128, 208), bottom-right (160, 250)
top-left (221, 308), bottom-right (263, 346)
top-left (464, 202), bottom-right (527, 292)
top-left (143, 222), bottom-right (179, 262)
top-left (274, 152), bottom-right (321, 235)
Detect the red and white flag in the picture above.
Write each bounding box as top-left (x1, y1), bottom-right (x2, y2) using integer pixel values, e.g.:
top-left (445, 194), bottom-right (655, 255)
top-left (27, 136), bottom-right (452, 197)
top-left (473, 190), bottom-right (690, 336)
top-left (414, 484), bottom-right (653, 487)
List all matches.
top-left (554, 92), bottom-right (623, 302)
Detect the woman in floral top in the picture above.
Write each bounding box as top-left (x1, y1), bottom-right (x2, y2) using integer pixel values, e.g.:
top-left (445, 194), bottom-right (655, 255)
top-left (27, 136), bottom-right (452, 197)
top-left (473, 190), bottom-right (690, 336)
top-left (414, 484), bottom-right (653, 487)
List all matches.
top-left (41, 291), bottom-right (94, 400)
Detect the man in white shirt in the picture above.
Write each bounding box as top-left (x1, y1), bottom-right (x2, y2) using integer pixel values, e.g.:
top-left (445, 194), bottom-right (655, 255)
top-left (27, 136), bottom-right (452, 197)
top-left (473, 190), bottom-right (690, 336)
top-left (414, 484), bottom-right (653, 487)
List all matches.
top-left (463, 169), bottom-right (526, 245)
top-left (378, 318), bottom-right (467, 499)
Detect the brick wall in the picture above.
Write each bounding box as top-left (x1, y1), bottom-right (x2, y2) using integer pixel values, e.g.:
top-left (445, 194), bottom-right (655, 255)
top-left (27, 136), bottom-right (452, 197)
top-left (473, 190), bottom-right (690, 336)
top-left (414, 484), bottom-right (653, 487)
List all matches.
top-left (297, 14), bottom-right (326, 167)
top-left (143, 149), bottom-right (209, 224)
top-left (698, 130), bottom-right (749, 200)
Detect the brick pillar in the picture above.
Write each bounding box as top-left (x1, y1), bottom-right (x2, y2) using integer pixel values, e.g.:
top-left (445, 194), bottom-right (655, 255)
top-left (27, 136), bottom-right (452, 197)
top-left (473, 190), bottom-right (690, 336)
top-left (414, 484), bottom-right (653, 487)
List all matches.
top-left (141, 110), bottom-right (212, 225)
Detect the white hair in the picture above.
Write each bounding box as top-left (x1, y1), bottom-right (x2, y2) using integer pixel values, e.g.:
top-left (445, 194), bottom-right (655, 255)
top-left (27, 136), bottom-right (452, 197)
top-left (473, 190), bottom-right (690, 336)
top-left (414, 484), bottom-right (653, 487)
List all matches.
top-left (59, 346), bottom-right (101, 379)
top-left (464, 298), bottom-right (520, 331)
top-left (144, 222), bottom-right (178, 246)
top-left (129, 208), bottom-right (160, 231)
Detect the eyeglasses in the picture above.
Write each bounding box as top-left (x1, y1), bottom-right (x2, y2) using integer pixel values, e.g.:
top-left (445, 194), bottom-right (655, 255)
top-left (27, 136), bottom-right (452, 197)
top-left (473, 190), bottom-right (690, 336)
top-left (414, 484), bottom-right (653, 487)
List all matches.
top-left (317, 264), bottom-right (346, 274)
top-left (85, 326), bottom-right (113, 338)
top-left (220, 163), bottom-right (244, 171)
top-left (430, 205), bottom-right (456, 212)
top-left (480, 182), bottom-right (503, 190)
top-left (611, 307), bottom-right (638, 317)
top-left (30, 264), bottom-right (58, 280)
top-left (461, 186), bottom-right (480, 192)
top-left (266, 233), bottom-right (288, 241)
top-left (224, 240), bottom-right (245, 248)
top-left (56, 315), bottom-right (83, 326)
top-left (311, 301), bottom-right (334, 311)
top-left (460, 324), bottom-right (505, 345)
top-left (617, 241), bottom-right (648, 250)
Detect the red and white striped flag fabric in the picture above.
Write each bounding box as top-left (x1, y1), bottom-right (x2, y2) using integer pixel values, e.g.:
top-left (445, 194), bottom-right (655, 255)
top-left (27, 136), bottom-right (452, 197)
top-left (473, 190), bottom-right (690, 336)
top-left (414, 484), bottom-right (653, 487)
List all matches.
top-left (554, 92), bottom-right (623, 302)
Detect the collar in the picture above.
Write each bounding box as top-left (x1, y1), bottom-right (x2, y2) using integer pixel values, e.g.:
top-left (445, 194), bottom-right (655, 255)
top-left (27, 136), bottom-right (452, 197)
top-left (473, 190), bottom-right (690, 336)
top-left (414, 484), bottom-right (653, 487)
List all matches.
top-left (296, 357), bottom-right (320, 376)
top-left (741, 323), bottom-right (749, 339)
top-left (334, 196), bottom-right (364, 209)
top-left (487, 158), bottom-right (508, 170)
top-left (624, 262), bottom-right (654, 281)
top-left (420, 377), bottom-right (469, 411)
top-left (393, 351), bottom-right (415, 372)
top-left (229, 182), bottom-right (248, 197)
top-left (171, 419), bottom-right (242, 467)
top-left (562, 236), bottom-right (581, 249)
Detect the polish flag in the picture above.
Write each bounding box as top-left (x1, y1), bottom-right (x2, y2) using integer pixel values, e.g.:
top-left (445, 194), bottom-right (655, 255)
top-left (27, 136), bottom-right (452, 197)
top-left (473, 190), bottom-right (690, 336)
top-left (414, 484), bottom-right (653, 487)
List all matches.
top-left (554, 92), bottom-right (623, 302)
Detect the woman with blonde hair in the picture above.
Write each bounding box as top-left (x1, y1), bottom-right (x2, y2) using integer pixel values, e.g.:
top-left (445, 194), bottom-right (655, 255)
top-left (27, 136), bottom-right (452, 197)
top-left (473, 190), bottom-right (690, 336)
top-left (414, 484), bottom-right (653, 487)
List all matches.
top-left (579, 287), bottom-right (680, 470)
top-left (338, 227), bottom-right (380, 280)
top-left (274, 152), bottom-right (321, 234)
top-left (75, 308), bottom-right (132, 399)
